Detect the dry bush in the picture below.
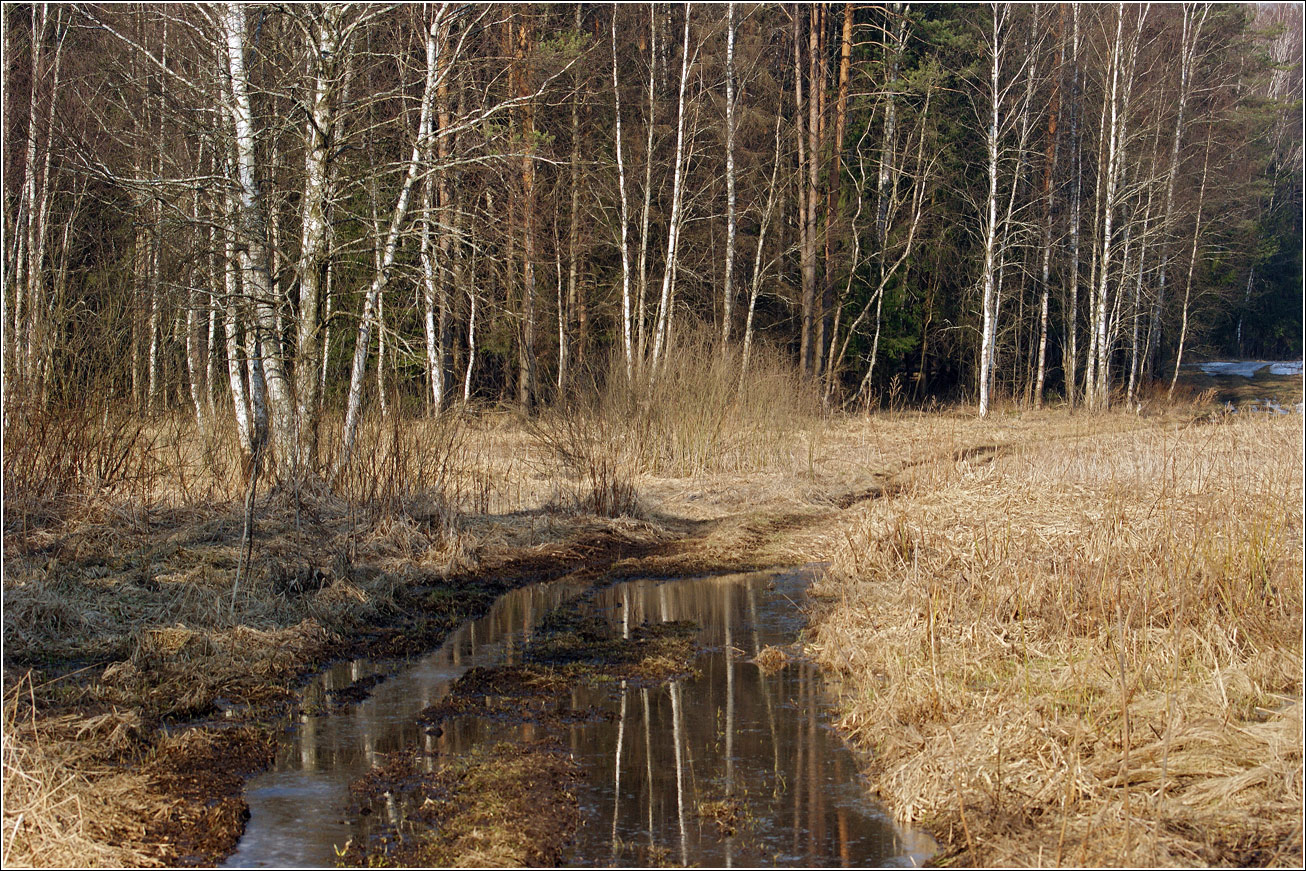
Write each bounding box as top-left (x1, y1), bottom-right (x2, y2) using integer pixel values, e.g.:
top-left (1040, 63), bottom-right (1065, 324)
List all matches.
top-left (534, 327), bottom-right (822, 503)
top-left (2, 397), bottom-right (161, 534)
top-left (324, 410), bottom-right (464, 528)
top-left (530, 405), bottom-right (640, 517)
top-left (810, 412), bottom-right (1304, 866)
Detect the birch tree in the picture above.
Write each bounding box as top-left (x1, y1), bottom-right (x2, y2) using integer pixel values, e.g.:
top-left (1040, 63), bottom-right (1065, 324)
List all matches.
top-left (337, 5), bottom-right (445, 473)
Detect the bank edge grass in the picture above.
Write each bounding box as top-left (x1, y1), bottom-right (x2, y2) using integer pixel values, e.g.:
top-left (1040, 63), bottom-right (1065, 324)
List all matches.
top-left (809, 412), bottom-right (1304, 866)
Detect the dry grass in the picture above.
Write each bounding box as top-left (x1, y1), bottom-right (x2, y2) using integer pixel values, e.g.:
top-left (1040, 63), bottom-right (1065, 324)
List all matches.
top-left (2, 674), bottom-right (158, 868)
top-left (543, 328), bottom-right (822, 480)
top-left (0, 400), bottom-right (610, 868)
top-left (5, 365), bottom-right (1298, 867)
top-left (808, 410), bottom-right (1304, 866)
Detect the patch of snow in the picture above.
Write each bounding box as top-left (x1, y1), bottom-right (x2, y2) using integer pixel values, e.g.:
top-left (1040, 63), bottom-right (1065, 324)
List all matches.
top-left (1196, 359), bottom-right (1304, 378)
top-left (1198, 360), bottom-right (1271, 377)
top-left (1224, 399), bottom-right (1303, 415)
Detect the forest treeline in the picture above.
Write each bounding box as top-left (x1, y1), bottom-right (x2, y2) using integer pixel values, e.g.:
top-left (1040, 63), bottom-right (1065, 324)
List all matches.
top-left (4, 3), bottom-right (1302, 478)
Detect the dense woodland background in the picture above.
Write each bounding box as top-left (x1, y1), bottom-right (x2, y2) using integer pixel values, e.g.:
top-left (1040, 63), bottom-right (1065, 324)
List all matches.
top-left (4, 3), bottom-right (1302, 479)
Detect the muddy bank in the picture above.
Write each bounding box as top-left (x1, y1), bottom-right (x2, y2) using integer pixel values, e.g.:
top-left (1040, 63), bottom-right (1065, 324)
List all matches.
top-left (232, 568), bottom-right (933, 868)
top-left (3, 482), bottom-right (831, 867)
top-left (338, 741), bottom-right (582, 868)
top-left (2, 508), bottom-right (676, 867)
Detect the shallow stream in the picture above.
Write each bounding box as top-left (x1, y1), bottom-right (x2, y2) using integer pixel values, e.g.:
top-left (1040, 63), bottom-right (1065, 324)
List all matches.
top-left (224, 568), bottom-right (934, 867)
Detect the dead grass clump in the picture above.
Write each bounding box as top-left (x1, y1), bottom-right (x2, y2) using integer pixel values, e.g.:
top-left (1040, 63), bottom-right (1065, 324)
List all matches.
top-left (563, 327), bottom-right (822, 480)
top-left (809, 411), bottom-right (1303, 866)
top-left (2, 674), bottom-right (161, 868)
top-left (753, 645), bottom-right (790, 672)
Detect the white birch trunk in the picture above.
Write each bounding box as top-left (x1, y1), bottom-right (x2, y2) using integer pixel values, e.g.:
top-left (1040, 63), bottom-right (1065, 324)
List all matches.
top-left (463, 250), bottom-right (478, 403)
top-left (1149, 5), bottom-right (1205, 379)
top-left (612, 10), bottom-right (634, 380)
top-left (337, 8), bottom-right (444, 473)
top-left (635, 8), bottom-right (656, 367)
top-left (978, 6), bottom-right (1002, 418)
top-left (291, 4), bottom-right (343, 474)
top-left (1169, 131), bottom-right (1212, 398)
top-left (649, 6), bottom-right (693, 373)
top-left (1064, 4), bottom-right (1081, 406)
top-left (721, 3), bottom-right (737, 345)
top-left (221, 3), bottom-right (295, 473)
top-left (740, 113), bottom-right (784, 388)
top-left (421, 171), bottom-right (443, 411)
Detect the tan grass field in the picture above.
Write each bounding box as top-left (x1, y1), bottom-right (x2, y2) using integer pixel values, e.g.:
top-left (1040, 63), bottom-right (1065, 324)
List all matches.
top-left (806, 409), bottom-right (1303, 866)
top-left (2, 357), bottom-right (1301, 867)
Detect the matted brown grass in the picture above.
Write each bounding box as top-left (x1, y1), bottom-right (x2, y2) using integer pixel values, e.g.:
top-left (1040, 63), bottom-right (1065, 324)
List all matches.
top-left (4, 375), bottom-right (1300, 866)
top-left (0, 403), bottom-right (660, 868)
top-left (807, 410), bottom-right (1304, 866)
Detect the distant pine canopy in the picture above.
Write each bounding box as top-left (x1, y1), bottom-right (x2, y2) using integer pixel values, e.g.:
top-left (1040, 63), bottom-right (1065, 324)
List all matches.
top-left (3, 4), bottom-right (1301, 444)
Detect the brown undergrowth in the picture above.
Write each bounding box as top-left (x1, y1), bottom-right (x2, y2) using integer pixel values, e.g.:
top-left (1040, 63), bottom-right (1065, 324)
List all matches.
top-left (339, 741), bottom-right (582, 867)
top-left (5, 358), bottom-right (1296, 867)
top-left (807, 410), bottom-right (1304, 867)
top-left (0, 403), bottom-right (668, 867)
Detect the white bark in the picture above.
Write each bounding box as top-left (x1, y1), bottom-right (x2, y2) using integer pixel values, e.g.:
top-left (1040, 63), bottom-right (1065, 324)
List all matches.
top-left (978, 6), bottom-right (1002, 418)
top-left (1169, 130), bottom-right (1212, 398)
top-left (1148, 4), bottom-right (1206, 379)
top-left (612, 10), bottom-right (634, 380)
top-left (421, 171), bottom-right (444, 411)
top-left (291, 3), bottom-right (345, 474)
top-left (1090, 3), bottom-right (1147, 410)
top-left (1064, 4), bottom-right (1081, 406)
top-left (721, 2), bottom-right (737, 345)
top-left (221, 2), bottom-right (294, 472)
top-left (463, 241), bottom-right (478, 403)
top-left (337, 6), bottom-right (445, 474)
top-left (740, 113), bottom-right (784, 388)
top-left (649, 6), bottom-right (693, 372)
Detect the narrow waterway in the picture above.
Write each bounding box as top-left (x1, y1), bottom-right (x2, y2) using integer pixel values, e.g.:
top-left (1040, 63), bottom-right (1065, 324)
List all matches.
top-left (225, 568), bottom-right (934, 868)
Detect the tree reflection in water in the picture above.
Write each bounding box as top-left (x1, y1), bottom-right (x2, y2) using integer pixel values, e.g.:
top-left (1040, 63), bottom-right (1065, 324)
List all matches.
top-left (226, 570), bottom-right (933, 868)
top-left (560, 570), bottom-right (935, 867)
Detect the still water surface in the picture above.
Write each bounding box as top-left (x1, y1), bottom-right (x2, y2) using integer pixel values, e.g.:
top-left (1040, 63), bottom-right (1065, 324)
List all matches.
top-left (225, 568), bottom-right (934, 868)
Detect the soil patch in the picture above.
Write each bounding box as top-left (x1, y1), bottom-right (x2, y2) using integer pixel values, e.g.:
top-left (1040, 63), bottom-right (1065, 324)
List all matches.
top-left (337, 741), bottom-right (581, 867)
top-left (418, 590), bottom-right (699, 731)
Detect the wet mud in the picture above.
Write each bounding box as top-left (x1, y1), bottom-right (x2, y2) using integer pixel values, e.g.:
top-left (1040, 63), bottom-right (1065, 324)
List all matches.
top-left (226, 569), bottom-right (935, 868)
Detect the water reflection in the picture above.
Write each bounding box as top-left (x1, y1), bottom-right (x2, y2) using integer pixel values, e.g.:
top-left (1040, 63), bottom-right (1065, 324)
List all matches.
top-left (224, 578), bottom-right (589, 868)
top-left (225, 570), bottom-right (933, 868)
top-left (559, 571), bottom-right (935, 867)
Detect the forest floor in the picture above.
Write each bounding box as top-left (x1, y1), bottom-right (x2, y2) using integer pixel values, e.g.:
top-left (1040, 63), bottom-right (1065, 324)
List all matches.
top-left (2, 375), bottom-right (1301, 867)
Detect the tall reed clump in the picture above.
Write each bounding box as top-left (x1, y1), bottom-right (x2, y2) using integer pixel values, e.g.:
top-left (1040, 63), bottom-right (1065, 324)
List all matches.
top-left (608, 327), bottom-right (823, 477)
top-left (532, 327), bottom-right (822, 514)
top-left (810, 412), bottom-right (1303, 867)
